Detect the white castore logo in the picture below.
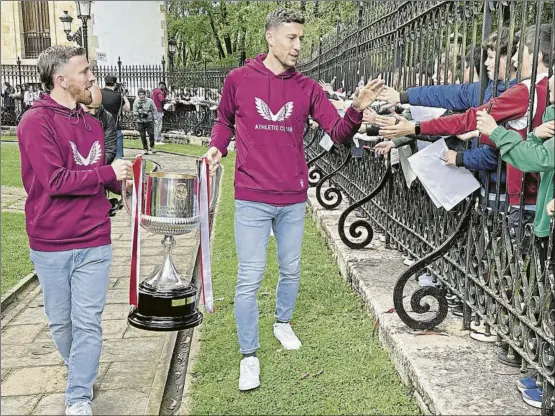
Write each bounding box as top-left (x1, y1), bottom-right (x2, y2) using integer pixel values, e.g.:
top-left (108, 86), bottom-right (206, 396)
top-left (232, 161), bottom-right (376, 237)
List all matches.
top-left (70, 141), bottom-right (102, 166)
top-left (255, 97), bottom-right (293, 122)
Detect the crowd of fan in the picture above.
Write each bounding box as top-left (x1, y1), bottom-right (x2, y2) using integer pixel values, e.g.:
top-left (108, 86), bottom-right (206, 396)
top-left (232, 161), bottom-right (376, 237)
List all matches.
top-left (313, 23), bottom-right (554, 410)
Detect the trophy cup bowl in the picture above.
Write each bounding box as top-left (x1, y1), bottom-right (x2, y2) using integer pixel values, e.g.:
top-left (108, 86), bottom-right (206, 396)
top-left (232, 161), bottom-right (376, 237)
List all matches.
top-left (123, 169), bottom-right (208, 331)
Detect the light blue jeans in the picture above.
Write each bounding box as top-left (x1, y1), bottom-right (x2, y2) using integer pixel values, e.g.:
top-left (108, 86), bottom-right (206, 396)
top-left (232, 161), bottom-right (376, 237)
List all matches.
top-left (234, 200), bottom-right (306, 354)
top-left (153, 111), bottom-right (164, 142)
top-left (30, 245), bottom-right (112, 406)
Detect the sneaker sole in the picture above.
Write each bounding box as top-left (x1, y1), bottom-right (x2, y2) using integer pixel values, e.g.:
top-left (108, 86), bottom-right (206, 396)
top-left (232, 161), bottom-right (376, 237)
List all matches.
top-left (522, 395), bottom-right (542, 409)
top-left (239, 381), bottom-right (261, 391)
top-left (280, 344), bottom-right (302, 350)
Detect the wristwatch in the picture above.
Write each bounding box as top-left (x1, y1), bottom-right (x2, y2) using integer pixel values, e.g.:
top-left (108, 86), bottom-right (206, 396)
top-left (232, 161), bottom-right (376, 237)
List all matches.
top-left (414, 121), bottom-right (421, 135)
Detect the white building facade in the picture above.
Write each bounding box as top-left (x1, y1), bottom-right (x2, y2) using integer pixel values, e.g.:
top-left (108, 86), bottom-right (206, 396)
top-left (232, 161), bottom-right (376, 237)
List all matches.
top-left (91, 1), bottom-right (168, 67)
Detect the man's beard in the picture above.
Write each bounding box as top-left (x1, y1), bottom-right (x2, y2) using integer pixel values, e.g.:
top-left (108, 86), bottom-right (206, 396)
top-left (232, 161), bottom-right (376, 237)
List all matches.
top-left (67, 80), bottom-right (92, 105)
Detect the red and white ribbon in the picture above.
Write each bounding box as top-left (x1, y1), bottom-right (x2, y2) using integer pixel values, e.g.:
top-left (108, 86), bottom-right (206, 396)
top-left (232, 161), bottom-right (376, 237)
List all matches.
top-left (198, 158), bottom-right (214, 313)
top-left (129, 155), bottom-right (144, 307)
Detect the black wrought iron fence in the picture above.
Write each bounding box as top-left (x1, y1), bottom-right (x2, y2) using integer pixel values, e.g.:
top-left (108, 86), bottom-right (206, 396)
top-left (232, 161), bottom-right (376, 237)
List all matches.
top-left (299, 1), bottom-right (554, 414)
top-left (0, 56), bottom-right (234, 133)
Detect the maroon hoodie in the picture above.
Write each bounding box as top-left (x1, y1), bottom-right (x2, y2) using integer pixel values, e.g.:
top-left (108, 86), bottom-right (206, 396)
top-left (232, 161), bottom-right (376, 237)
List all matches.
top-left (210, 53), bottom-right (363, 205)
top-left (17, 93), bottom-right (120, 252)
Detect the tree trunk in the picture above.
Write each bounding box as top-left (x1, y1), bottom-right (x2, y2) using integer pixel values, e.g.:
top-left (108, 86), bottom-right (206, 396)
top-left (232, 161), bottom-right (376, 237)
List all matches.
top-left (206, 9), bottom-right (225, 59)
top-left (224, 34), bottom-right (233, 55)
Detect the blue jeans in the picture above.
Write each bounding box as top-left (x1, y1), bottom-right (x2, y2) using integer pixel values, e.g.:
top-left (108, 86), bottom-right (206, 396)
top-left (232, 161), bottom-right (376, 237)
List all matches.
top-left (115, 129), bottom-right (124, 159)
top-left (234, 200), bottom-right (306, 354)
top-left (30, 245), bottom-right (112, 406)
top-left (153, 111), bottom-right (164, 142)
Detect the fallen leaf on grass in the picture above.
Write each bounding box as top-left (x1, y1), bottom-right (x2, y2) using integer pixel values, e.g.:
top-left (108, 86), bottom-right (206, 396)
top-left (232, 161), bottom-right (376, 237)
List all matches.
top-left (314, 369), bottom-right (324, 377)
top-left (216, 297), bottom-right (225, 302)
top-left (301, 372), bottom-right (311, 380)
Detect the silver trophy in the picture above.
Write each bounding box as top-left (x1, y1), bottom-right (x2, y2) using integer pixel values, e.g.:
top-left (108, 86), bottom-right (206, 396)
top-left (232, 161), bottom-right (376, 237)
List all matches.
top-left (122, 160), bottom-right (217, 331)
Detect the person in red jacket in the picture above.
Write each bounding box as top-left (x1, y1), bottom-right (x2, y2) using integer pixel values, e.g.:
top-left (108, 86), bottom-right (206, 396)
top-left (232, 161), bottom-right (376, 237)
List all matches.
top-left (204, 8), bottom-right (384, 391)
top-left (151, 81), bottom-right (167, 145)
top-left (380, 24), bottom-right (552, 226)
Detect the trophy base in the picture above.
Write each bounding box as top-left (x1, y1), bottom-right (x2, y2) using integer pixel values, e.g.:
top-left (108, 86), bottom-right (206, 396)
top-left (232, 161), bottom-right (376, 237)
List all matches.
top-left (128, 282), bottom-right (203, 332)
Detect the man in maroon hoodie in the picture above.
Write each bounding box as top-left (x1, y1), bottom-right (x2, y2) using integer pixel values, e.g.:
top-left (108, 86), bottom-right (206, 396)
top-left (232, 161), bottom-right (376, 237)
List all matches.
top-left (204, 8), bottom-right (384, 391)
top-left (17, 45), bottom-right (132, 415)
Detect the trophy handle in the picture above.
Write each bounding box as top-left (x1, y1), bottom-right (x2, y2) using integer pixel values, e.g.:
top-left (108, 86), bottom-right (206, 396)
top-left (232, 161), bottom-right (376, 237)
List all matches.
top-left (122, 180), bottom-right (132, 215)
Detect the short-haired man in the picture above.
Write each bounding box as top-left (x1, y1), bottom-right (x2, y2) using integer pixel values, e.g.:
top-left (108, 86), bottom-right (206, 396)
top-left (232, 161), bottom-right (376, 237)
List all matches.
top-left (204, 8), bottom-right (383, 391)
top-left (133, 88), bottom-right (157, 154)
top-left (17, 45), bottom-right (132, 415)
top-left (151, 81), bottom-right (167, 145)
top-left (101, 75), bottom-right (130, 159)
top-left (83, 84), bottom-right (117, 164)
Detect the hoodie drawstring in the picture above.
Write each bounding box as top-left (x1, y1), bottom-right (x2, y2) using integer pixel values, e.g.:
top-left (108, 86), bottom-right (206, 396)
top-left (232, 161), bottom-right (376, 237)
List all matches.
top-left (66, 109), bottom-right (92, 131)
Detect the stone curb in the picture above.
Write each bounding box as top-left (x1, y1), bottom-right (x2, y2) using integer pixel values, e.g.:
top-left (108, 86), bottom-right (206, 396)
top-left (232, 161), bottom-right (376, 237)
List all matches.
top-left (1, 272), bottom-right (37, 311)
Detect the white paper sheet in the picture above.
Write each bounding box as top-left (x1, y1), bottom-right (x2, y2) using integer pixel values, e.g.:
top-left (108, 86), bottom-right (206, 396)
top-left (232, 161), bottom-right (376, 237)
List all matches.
top-left (319, 133), bottom-right (334, 151)
top-left (408, 139), bottom-right (480, 211)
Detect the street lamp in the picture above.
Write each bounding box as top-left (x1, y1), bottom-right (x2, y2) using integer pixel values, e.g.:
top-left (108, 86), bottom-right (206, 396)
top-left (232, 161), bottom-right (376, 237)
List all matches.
top-left (59, 1), bottom-right (92, 59)
top-left (168, 37), bottom-right (177, 69)
top-left (60, 11), bottom-right (82, 47)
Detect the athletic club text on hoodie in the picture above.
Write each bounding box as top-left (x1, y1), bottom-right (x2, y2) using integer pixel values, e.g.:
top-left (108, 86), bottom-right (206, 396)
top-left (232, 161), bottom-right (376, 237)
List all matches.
top-left (17, 93), bottom-right (121, 252)
top-left (210, 53), bottom-right (363, 205)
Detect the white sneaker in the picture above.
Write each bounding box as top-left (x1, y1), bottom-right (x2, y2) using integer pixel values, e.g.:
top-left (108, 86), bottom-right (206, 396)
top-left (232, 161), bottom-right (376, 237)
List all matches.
top-left (65, 401), bottom-right (92, 415)
top-left (156, 141), bottom-right (165, 145)
top-left (418, 273), bottom-right (441, 287)
top-left (239, 356), bottom-right (260, 391)
top-left (273, 322), bottom-right (302, 350)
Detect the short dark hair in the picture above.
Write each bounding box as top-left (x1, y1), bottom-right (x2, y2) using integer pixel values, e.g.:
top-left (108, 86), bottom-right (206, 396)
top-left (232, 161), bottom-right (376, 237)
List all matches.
top-left (105, 74), bottom-right (117, 86)
top-left (37, 45), bottom-right (86, 92)
top-left (159, 81), bottom-right (166, 87)
top-left (265, 8), bottom-right (305, 32)
top-left (482, 27), bottom-right (519, 57)
top-left (138, 88), bottom-right (146, 95)
top-left (465, 44), bottom-right (483, 77)
top-left (522, 24), bottom-right (553, 67)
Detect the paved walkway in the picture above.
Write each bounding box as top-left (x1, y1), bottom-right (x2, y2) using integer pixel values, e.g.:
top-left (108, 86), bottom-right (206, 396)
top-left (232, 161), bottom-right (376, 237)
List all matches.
top-left (1, 150), bottom-right (200, 415)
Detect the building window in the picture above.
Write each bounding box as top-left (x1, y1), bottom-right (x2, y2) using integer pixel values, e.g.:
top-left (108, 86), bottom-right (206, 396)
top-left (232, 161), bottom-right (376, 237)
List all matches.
top-left (21, 1), bottom-right (51, 59)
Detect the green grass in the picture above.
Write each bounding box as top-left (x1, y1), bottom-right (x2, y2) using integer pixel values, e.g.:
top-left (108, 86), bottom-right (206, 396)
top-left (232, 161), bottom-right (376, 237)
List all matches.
top-left (147, 144), bottom-right (420, 414)
top-left (1, 135), bottom-right (18, 142)
top-left (1, 140), bottom-right (23, 187)
top-left (123, 139), bottom-right (207, 158)
top-left (1, 140), bottom-right (30, 295)
top-left (1, 212), bottom-right (33, 295)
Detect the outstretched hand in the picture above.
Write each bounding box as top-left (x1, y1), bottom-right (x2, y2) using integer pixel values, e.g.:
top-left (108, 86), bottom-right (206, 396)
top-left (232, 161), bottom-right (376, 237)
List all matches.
top-left (379, 113), bottom-right (415, 139)
top-left (351, 79), bottom-right (385, 112)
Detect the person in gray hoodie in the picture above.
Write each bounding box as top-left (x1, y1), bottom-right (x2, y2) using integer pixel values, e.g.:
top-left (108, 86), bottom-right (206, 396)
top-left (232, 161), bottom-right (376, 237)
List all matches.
top-left (133, 88), bottom-right (157, 154)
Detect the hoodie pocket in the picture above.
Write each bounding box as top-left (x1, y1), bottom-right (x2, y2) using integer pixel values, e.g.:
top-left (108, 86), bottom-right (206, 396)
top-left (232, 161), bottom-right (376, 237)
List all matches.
top-left (237, 143), bottom-right (303, 193)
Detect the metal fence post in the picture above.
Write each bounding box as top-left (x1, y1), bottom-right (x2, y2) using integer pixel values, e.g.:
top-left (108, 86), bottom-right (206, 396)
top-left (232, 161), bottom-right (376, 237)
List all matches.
top-left (17, 56), bottom-right (22, 87)
top-left (162, 55), bottom-right (166, 85)
top-left (317, 33), bottom-right (322, 81)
